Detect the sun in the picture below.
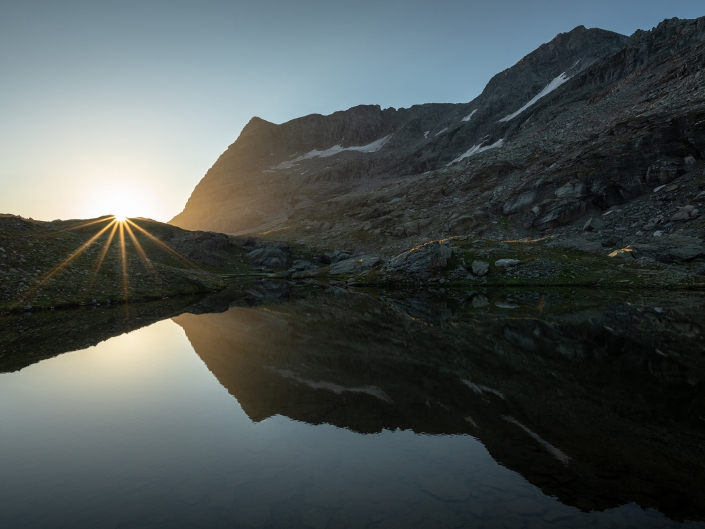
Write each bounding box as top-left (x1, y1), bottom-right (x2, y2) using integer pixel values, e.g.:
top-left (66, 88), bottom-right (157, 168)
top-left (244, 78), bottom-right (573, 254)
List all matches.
top-left (79, 180), bottom-right (159, 222)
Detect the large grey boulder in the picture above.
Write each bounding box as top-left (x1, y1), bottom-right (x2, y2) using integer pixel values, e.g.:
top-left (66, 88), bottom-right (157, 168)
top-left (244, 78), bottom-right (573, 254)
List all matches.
top-left (382, 241), bottom-right (452, 280)
top-left (495, 259), bottom-right (521, 268)
top-left (471, 260), bottom-right (489, 277)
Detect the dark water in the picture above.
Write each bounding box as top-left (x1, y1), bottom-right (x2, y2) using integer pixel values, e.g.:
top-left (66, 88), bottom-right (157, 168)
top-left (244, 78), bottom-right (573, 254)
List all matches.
top-left (1, 286), bottom-right (704, 528)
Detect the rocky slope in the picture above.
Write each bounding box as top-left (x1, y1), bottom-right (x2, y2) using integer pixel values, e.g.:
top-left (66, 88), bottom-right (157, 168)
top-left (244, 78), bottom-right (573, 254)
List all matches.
top-left (0, 214), bottom-right (250, 312)
top-left (171, 17), bottom-right (705, 268)
top-left (171, 25), bottom-right (628, 235)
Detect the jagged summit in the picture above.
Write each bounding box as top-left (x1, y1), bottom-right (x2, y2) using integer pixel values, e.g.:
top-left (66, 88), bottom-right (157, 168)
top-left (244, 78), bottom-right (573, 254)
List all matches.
top-left (171, 17), bottom-right (704, 253)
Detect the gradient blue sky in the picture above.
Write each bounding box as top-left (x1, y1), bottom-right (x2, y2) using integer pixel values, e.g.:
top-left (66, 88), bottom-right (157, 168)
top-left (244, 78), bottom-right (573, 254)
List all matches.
top-left (1, 1), bottom-right (703, 222)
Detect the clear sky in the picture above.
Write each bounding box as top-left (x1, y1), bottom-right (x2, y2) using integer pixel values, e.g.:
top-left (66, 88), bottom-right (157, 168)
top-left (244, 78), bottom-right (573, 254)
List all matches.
top-left (1, 1), bottom-right (703, 222)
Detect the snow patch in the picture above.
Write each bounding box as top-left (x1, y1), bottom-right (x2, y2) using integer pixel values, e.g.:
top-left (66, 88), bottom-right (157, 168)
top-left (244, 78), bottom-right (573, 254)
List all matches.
top-left (461, 109), bottom-right (477, 122)
top-left (499, 72), bottom-right (570, 122)
top-left (435, 127), bottom-right (448, 136)
top-left (424, 130), bottom-right (430, 138)
top-left (449, 138), bottom-right (504, 164)
top-left (273, 135), bottom-right (392, 169)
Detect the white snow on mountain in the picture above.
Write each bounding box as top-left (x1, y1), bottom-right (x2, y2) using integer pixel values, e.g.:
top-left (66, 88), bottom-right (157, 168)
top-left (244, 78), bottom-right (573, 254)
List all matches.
top-left (499, 73), bottom-right (570, 122)
top-left (461, 109), bottom-right (477, 122)
top-left (273, 135), bottom-right (392, 169)
top-left (424, 131), bottom-right (429, 138)
top-left (449, 139), bottom-right (504, 164)
top-left (435, 127), bottom-right (448, 136)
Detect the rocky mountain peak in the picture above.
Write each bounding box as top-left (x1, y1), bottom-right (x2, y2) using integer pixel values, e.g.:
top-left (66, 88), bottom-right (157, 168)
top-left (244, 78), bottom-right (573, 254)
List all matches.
top-left (171, 16), bottom-right (705, 250)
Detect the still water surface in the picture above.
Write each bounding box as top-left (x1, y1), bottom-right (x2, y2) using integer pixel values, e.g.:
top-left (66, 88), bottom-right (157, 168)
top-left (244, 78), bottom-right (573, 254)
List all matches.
top-left (0, 288), bottom-right (703, 528)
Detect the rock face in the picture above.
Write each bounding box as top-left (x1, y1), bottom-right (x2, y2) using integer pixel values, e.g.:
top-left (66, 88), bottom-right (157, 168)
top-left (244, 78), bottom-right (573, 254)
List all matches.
top-left (172, 17), bottom-right (705, 259)
top-left (382, 242), bottom-right (452, 280)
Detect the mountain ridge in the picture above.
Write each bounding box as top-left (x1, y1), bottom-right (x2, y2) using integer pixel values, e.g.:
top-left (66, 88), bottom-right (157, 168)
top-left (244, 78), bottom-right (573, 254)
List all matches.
top-left (170, 17), bottom-right (704, 260)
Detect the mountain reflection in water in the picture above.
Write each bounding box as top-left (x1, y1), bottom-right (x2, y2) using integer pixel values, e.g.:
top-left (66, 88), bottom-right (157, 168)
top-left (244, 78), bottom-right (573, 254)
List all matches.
top-left (1, 287), bottom-right (704, 528)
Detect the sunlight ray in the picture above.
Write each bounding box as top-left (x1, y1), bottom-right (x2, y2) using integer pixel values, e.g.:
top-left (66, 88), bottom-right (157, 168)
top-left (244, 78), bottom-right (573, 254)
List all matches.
top-left (126, 219), bottom-right (195, 267)
top-left (17, 220), bottom-right (116, 308)
top-left (27, 220), bottom-right (116, 296)
top-left (90, 221), bottom-right (119, 283)
top-left (119, 222), bottom-right (129, 303)
top-left (57, 216), bottom-right (115, 232)
top-left (124, 221), bottom-right (161, 282)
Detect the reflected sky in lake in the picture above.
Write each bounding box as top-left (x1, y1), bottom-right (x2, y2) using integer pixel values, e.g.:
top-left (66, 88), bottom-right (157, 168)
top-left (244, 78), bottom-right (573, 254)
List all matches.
top-left (0, 290), bottom-right (704, 528)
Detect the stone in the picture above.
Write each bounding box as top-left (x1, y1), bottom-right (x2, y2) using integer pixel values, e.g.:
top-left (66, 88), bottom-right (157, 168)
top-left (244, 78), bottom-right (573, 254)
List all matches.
top-left (495, 258), bottom-right (521, 268)
top-left (502, 191), bottom-right (537, 215)
top-left (471, 260), bottom-right (489, 277)
top-left (247, 246), bottom-right (288, 268)
top-left (555, 182), bottom-right (587, 200)
top-left (671, 205), bottom-right (699, 221)
top-left (534, 200), bottom-right (587, 230)
top-left (382, 241), bottom-right (452, 280)
top-left (328, 258), bottom-right (362, 275)
top-left (359, 255), bottom-right (382, 267)
top-left (645, 159), bottom-right (684, 184)
top-left (449, 215), bottom-right (477, 235)
top-left (582, 217), bottom-right (606, 232)
top-left (329, 254), bottom-right (382, 275)
top-left (472, 295), bottom-right (489, 308)
top-left (403, 220), bottom-right (420, 236)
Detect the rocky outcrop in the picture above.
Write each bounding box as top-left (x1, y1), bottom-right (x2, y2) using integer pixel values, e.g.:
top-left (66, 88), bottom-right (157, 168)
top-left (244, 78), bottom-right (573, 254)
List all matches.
top-left (381, 241), bottom-right (452, 280)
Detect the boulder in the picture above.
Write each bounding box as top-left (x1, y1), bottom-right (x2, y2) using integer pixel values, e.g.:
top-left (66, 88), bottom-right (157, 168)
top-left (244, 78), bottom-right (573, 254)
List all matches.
top-left (502, 191), bottom-right (537, 215)
top-left (471, 260), bottom-right (489, 277)
top-left (582, 217), bottom-right (606, 232)
top-left (450, 210), bottom-right (487, 235)
top-left (533, 201), bottom-right (587, 230)
top-left (382, 241), bottom-right (453, 280)
top-left (403, 220), bottom-right (420, 236)
top-left (495, 259), bottom-right (521, 268)
top-left (328, 255), bottom-right (382, 275)
top-left (247, 246), bottom-right (288, 268)
top-left (555, 182), bottom-right (588, 200)
top-left (449, 215), bottom-right (476, 235)
top-left (671, 205), bottom-right (699, 222)
top-left (645, 159), bottom-right (685, 185)
top-left (329, 258), bottom-right (363, 275)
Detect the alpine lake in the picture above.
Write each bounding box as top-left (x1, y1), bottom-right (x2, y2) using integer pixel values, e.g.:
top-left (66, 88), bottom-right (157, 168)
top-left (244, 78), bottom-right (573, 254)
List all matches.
top-left (1, 282), bottom-right (704, 529)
